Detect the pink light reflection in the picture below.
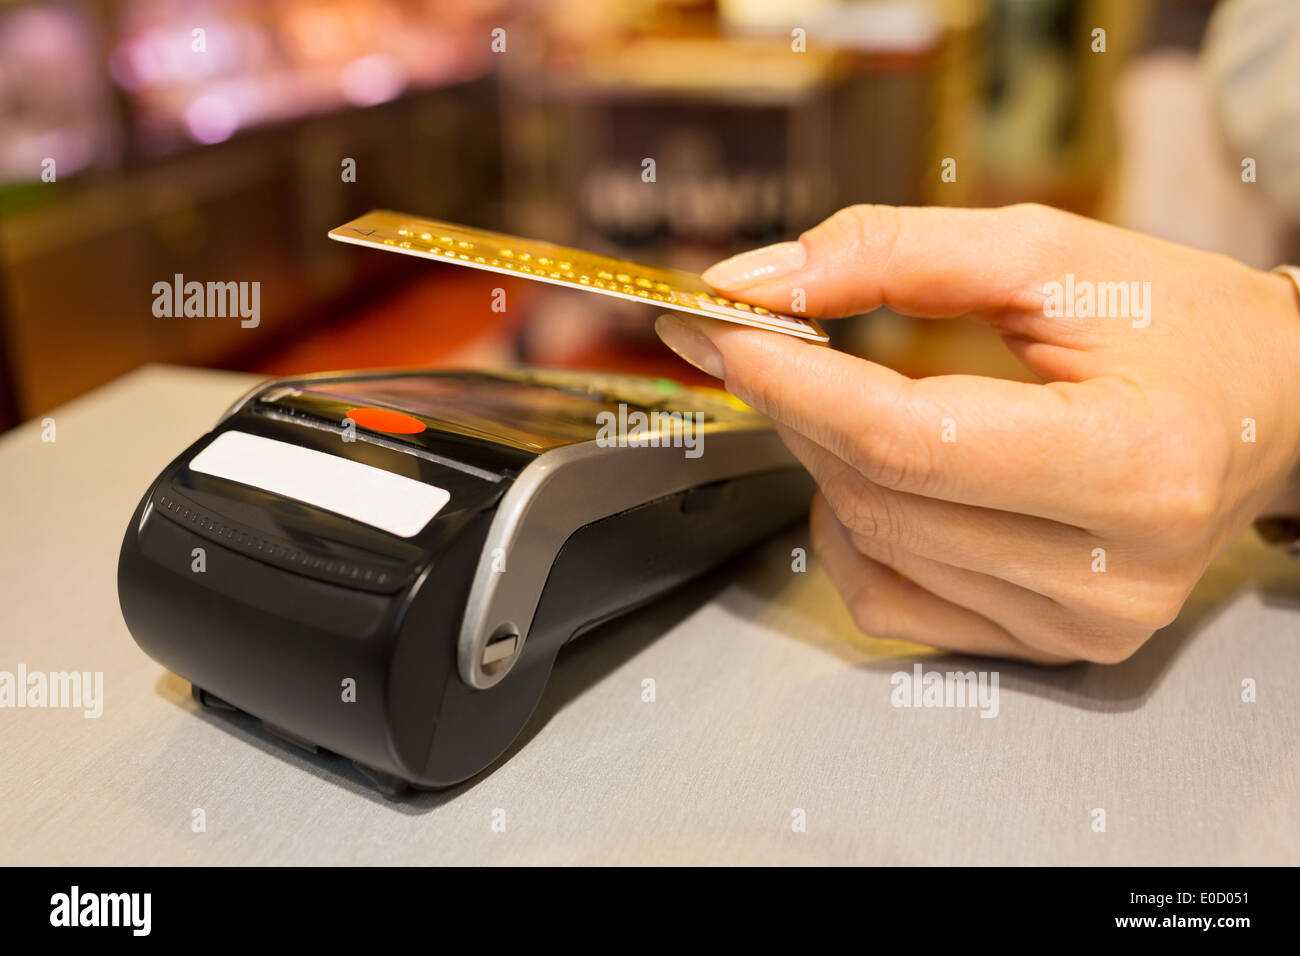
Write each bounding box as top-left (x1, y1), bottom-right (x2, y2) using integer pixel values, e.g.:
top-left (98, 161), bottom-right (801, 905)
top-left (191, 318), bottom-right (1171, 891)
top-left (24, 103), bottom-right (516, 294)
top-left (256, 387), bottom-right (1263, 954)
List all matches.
top-left (339, 54), bottom-right (405, 107)
top-left (184, 93), bottom-right (239, 143)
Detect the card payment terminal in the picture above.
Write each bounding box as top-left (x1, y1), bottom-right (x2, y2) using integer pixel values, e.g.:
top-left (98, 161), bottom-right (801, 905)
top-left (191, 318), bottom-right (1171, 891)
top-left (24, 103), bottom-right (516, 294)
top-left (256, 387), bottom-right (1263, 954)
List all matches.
top-left (117, 368), bottom-right (812, 792)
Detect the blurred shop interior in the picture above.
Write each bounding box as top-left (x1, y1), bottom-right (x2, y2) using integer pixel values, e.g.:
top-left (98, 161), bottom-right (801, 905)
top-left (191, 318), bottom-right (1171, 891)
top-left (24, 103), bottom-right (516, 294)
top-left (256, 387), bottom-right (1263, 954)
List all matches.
top-left (1, 0), bottom-right (1295, 432)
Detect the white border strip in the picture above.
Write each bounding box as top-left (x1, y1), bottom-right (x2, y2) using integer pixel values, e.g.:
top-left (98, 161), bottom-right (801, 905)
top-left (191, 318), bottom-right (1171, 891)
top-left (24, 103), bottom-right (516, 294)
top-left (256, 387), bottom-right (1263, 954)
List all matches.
top-left (189, 431), bottom-right (449, 538)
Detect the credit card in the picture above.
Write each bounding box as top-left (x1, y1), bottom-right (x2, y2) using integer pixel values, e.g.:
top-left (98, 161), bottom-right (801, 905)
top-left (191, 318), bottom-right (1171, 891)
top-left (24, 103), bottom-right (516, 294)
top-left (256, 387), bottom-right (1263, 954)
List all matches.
top-left (329, 210), bottom-right (828, 342)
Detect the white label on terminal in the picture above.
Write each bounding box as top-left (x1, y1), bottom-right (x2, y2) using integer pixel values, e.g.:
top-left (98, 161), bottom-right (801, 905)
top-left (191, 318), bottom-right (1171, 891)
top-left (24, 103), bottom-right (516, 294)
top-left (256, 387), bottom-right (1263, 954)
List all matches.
top-left (188, 430), bottom-right (450, 538)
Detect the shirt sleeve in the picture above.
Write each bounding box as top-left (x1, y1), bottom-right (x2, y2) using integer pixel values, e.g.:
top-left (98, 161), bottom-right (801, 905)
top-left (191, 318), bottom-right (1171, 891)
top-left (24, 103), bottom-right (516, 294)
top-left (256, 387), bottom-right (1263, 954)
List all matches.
top-left (1202, 0), bottom-right (1300, 223)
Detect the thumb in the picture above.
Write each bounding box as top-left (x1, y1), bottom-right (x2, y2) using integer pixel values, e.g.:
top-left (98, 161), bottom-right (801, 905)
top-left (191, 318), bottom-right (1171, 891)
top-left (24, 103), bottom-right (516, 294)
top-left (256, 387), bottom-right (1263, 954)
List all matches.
top-left (701, 202), bottom-right (1078, 321)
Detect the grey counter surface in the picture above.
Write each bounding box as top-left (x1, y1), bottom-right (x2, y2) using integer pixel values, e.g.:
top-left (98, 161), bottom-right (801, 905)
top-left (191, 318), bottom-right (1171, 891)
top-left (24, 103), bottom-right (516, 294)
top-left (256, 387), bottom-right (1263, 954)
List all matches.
top-left (2, 365), bottom-right (1297, 865)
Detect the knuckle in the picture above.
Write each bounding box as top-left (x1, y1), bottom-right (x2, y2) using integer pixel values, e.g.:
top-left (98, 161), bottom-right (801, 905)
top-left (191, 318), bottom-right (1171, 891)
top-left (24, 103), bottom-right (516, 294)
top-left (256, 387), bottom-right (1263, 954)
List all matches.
top-left (1077, 632), bottom-right (1149, 665)
top-left (1156, 476), bottom-right (1223, 531)
top-left (848, 589), bottom-right (905, 640)
top-left (811, 204), bottom-right (903, 273)
top-left (838, 203), bottom-right (894, 243)
top-left (1068, 561), bottom-right (1194, 633)
top-left (860, 434), bottom-right (910, 488)
top-left (859, 424), bottom-right (935, 494)
top-left (999, 203), bottom-right (1072, 286)
top-left (1046, 616), bottom-right (1149, 664)
top-left (815, 475), bottom-right (857, 527)
top-left (849, 532), bottom-right (900, 569)
top-left (1130, 463), bottom-right (1224, 535)
top-left (843, 497), bottom-right (887, 542)
top-left (806, 205), bottom-right (869, 256)
top-left (1124, 405), bottom-right (1229, 534)
top-left (1120, 579), bottom-right (1190, 632)
top-left (841, 386), bottom-right (924, 492)
top-left (854, 204), bottom-right (905, 277)
top-left (836, 488), bottom-right (909, 548)
top-left (1003, 202), bottom-right (1059, 231)
top-left (1088, 592), bottom-right (1181, 634)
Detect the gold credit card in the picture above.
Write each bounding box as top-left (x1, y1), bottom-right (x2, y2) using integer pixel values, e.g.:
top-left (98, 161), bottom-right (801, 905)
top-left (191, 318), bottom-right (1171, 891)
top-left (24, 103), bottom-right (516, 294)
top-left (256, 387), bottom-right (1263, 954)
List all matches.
top-left (328, 210), bottom-right (828, 342)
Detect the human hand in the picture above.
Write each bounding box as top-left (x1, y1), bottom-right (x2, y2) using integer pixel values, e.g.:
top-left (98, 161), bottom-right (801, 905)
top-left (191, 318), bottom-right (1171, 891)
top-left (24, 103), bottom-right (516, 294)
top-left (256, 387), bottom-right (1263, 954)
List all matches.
top-left (655, 204), bottom-right (1300, 663)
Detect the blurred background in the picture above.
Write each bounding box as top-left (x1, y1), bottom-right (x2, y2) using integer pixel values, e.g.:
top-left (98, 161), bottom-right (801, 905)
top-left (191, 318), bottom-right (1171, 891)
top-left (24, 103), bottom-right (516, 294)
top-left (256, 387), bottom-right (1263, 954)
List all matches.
top-left (1, 0), bottom-right (1296, 432)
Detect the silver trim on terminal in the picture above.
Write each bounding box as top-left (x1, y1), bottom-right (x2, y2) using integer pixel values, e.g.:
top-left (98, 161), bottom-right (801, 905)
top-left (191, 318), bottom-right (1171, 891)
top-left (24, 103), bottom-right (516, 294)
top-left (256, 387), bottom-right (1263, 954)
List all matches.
top-left (457, 425), bottom-right (798, 689)
top-left (216, 377), bottom-right (276, 424)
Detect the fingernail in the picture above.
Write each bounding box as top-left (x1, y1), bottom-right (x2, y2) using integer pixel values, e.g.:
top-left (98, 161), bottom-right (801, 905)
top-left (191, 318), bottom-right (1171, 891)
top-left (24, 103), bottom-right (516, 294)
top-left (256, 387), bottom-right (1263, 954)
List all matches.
top-left (655, 314), bottom-right (724, 379)
top-left (701, 240), bottom-right (806, 290)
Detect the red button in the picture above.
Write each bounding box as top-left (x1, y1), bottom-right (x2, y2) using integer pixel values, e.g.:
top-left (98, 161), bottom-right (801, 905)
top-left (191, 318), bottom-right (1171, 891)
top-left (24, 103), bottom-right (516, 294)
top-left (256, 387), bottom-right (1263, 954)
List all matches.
top-left (345, 407), bottom-right (426, 435)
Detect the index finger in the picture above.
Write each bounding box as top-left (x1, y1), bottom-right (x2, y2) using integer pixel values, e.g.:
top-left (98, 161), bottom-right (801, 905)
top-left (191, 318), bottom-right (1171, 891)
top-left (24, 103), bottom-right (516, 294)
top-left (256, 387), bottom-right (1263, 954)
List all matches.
top-left (657, 313), bottom-right (1117, 526)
